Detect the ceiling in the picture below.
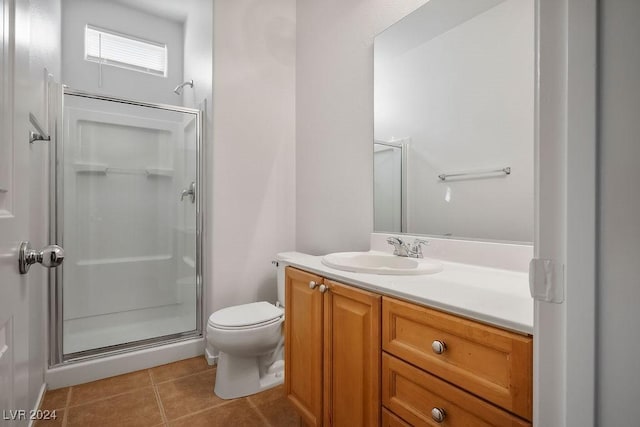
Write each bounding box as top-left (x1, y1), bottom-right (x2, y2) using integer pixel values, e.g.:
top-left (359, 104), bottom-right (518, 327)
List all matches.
top-left (110, 0), bottom-right (197, 23)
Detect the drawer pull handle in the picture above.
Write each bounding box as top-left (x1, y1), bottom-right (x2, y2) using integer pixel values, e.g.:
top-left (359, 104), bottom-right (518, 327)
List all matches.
top-left (309, 281), bottom-right (319, 289)
top-left (431, 340), bottom-right (446, 354)
top-left (431, 407), bottom-right (446, 423)
top-left (319, 284), bottom-right (329, 293)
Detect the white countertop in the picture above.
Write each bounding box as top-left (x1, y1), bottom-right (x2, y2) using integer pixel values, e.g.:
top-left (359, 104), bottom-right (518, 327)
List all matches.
top-left (277, 251), bottom-right (534, 335)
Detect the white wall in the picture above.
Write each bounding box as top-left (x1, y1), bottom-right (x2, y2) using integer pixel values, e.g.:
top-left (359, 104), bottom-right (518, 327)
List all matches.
top-left (182, 0), bottom-right (214, 319)
top-left (375, 0), bottom-right (534, 243)
top-left (28, 0), bottom-right (61, 408)
top-left (182, 0), bottom-right (212, 111)
top-left (597, 0), bottom-right (640, 423)
top-left (209, 0), bottom-right (296, 314)
top-left (296, 0), bottom-right (428, 255)
top-left (61, 0), bottom-right (184, 105)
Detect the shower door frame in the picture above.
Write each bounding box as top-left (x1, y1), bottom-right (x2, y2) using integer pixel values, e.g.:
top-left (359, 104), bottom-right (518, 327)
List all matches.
top-left (48, 86), bottom-right (205, 367)
top-left (373, 139), bottom-right (408, 233)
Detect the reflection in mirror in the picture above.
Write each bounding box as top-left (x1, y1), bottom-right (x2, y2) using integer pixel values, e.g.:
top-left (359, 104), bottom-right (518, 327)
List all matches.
top-left (374, 0), bottom-right (534, 243)
top-left (374, 139), bottom-right (407, 233)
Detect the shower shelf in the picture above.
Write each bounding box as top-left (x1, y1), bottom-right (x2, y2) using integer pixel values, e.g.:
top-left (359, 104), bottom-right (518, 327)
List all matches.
top-left (73, 162), bottom-right (107, 174)
top-left (73, 162), bottom-right (174, 177)
top-left (76, 254), bottom-right (172, 266)
top-left (145, 168), bottom-right (174, 177)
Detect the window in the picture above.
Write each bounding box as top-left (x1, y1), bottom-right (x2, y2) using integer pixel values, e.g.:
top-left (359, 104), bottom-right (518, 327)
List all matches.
top-left (85, 25), bottom-right (167, 77)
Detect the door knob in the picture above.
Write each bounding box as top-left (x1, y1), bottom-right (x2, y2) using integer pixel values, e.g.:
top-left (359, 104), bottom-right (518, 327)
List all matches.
top-left (19, 241), bottom-right (64, 274)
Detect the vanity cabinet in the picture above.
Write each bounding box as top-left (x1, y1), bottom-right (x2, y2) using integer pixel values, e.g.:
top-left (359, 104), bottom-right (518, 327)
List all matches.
top-left (285, 267), bottom-right (381, 427)
top-left (285, 266), bottom-right (533, 427)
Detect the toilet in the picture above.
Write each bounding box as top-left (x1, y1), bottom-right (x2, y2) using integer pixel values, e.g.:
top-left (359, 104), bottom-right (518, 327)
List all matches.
top-left (206, 262), bottom-right (286, 399)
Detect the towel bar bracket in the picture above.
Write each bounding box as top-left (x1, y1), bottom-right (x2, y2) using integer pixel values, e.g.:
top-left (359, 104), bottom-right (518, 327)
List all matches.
top-left (29, 131), bottom-right (51, 144)
top-left (29, 112), bottom-right (51, 144)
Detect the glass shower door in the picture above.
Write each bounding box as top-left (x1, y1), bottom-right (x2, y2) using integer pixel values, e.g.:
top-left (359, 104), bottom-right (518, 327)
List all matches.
top-left (55, 90), bottom-right (201, 360)
top-left (373, 141), bottom-right (406, 233)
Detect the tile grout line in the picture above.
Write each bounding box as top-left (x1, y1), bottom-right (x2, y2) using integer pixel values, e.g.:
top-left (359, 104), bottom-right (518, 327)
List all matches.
top-left (149, 368), bottom-right (156, 385)
top-left (65, 385), bottom-right (155, 409)
top-left (246, 397), bottom-right (273, 427)
top-left (165, 398), bottom-right (238, 423)
top-left (152, 367), bottom-right (216, 386)
top-left (150, 370), bottom-right (169, 426)
top-left (61, 387), bottom-right (72, 427)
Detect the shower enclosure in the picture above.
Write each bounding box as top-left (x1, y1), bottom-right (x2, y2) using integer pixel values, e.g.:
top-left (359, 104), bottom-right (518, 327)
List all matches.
top-left (49, 87), bottom-right (203, 365)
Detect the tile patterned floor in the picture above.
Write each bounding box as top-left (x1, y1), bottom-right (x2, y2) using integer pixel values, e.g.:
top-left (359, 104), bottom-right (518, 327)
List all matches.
top-left (36, 356), bottom-right (300, 427)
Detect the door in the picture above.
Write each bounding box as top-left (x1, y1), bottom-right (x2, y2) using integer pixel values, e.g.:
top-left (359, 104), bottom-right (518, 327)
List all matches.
top-left (285, 267), bottom-right (324, 427)
top-left (0, 0), bottom-right (43, 421)
top-left (285, 269), bottom-right (382, 427)
top-left (323, 280), bottom-right (381, 427)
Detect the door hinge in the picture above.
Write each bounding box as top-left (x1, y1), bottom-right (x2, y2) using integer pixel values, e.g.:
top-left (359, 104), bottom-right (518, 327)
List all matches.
top-left (529, 258), bottom-right (565, 303)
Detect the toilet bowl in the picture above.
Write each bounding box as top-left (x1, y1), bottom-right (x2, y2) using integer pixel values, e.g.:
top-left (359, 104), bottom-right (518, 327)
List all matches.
top-left (207, 301), bottom-right (284, 399)
top-left (206, 261), bottom-right (287, 399)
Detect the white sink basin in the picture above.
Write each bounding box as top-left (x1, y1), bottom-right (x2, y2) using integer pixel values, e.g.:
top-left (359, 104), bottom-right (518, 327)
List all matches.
top-left (321, 251), bottom-right (443, 275)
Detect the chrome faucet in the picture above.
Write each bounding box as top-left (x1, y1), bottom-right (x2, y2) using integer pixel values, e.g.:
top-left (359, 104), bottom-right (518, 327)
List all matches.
top-left (386, 236), bottom-right (429, 258)
top-left (386, 236), bottom-right (410, 257)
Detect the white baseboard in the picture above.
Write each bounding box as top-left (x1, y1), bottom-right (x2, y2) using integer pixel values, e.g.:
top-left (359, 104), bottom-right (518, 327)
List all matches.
top-left (45, 337), bottom-right (205, 389)
top-left (27, 383), bottom-right (48, 427)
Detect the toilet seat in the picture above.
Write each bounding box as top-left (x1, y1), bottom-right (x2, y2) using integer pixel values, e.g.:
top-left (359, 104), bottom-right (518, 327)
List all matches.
top-left (208, 301), bottom-right (283, 330)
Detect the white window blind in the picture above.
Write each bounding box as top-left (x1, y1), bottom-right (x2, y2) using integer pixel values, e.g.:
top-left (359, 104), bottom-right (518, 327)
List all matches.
top-left (85, 25), bottom-right (167, 77)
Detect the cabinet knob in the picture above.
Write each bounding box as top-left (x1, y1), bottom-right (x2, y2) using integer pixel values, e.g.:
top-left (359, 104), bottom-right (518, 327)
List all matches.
top-left (319, 284), bottom-right (329, 293)
top-left (431, 407), bottom-right (446, 423)
top-left (431, 340), bottom-right (446, 354)
top-left (309, 281), bottom-right (319, 289)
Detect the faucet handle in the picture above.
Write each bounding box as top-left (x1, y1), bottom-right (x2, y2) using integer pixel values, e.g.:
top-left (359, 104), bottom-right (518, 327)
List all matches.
top-left (386, 236), bottom-right (406, 256)
top-left (386, 236), bottom-right (403, 245)
top-left (410, 238), bottom-right (430, 258)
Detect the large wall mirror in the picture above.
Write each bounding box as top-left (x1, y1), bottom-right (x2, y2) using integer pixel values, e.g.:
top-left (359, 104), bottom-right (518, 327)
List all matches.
top-left (374, 0), bottom-right (534, 243)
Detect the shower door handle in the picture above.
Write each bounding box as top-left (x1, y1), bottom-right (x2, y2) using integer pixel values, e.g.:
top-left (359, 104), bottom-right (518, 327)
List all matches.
top-left (180, 181), bottom-right (196, 203)
top-left (19, 241), bottom-right (65, 274)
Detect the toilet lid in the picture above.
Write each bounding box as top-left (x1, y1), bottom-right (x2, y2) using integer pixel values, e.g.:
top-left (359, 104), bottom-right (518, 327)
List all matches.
top-left (208, 302), bottom-right (283, 329)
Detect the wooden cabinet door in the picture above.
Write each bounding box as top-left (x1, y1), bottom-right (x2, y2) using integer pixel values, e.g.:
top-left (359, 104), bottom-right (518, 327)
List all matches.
top-left (323, 280), bottom-right (381, 427)
top-left (285, 267), bottom-right (325, 427)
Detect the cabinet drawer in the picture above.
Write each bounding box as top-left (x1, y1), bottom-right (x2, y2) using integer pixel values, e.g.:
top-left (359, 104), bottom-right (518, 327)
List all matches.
top-left (382, 353), bottom-right (531, 427)
top-left (382, 408), bottom-right (411, 427)
top-left (382, 297), bottom-right (532, 420)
